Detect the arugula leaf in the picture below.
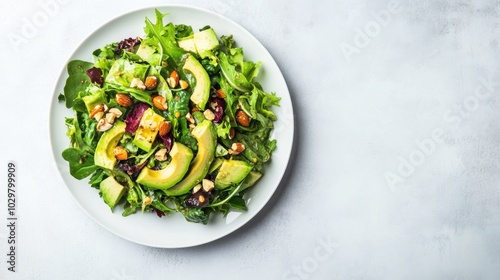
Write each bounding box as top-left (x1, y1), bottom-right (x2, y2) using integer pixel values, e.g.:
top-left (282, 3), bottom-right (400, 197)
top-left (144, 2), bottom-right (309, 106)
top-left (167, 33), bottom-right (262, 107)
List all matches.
top-left (144, 9), bottom-right (186, 67)
top-left (219, 52), bottom-right (253, 92)
top-left (89, 169), bottom-right (106, 189)
top-left (81, 113), bottom-right (98, 149)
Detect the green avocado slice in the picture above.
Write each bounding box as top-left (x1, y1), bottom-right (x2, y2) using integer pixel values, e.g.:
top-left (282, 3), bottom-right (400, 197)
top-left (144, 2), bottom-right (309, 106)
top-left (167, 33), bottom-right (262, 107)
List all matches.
top-left (215, 159), bottom-right (253, 189)
top-left (164, 120), bottom-right (216, 196)
top-left (94, 120), bottom-right (126, 170)
top-left (100, 176), bottom-right (126, 210)
top-left (136, 142), bottom-right (194, 189)
top-left (182, 54), bottom-right (210, 109)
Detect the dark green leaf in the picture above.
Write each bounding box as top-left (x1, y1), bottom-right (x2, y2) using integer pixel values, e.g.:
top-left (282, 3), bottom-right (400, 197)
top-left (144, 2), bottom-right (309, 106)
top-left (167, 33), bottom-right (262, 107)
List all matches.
top-left (175, 24), bottom-right (193, 38)
top-left (64, 60), bottom-right (93, 108)
top-left (182, 208), bottom-right (210, 224)
top-left (61, 148), bottom-right (98, 179)
top-left (228, 196), bottom-right (247, 211)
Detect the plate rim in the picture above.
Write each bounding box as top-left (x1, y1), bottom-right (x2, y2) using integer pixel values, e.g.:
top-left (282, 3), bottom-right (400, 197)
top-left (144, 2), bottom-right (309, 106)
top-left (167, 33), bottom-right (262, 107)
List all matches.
top-left (48, 4), bottom-right (294, 248)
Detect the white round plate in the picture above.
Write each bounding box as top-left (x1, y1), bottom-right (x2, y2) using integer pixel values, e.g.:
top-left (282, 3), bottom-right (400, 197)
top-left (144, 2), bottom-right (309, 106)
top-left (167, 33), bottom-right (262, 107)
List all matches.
top-left (49, 5), bottom-right (294, 248)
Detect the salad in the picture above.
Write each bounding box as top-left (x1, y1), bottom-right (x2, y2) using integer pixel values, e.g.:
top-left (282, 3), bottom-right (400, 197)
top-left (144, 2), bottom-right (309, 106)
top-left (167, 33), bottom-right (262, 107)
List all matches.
top-left (59, 9), bottom-right (280, 224)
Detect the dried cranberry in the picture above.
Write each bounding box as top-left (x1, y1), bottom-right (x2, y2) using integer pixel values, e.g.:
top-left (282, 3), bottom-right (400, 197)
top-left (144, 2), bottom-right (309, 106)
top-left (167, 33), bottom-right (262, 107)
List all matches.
top-left (185, 191), bottom-right (211, 208)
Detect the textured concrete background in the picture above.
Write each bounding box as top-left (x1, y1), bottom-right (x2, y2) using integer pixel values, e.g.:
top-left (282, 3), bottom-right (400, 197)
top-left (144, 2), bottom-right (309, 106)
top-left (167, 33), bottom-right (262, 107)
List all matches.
top-left (1, 0), bottom-right (500, 279)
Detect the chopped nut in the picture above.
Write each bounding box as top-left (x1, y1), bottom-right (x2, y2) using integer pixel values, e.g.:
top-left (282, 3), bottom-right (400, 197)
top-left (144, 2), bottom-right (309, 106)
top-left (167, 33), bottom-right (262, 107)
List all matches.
top-left (89, 104), bottom-right (104, 119)
top-left (189, 123), bottom-right (195, 129)
top-left (203, 109), bottom-right (215, 121)
top-left (168, 70), bottom-right (179, 88)
top-left (130, 78), bottom-right (146, 90)
top-left (236, 110), bottom-right (250, 127)
top-left (155, 148), bottom-right (168, 161)
top-left (94, 111), bottom-right (104, 121)
top-left (145, 76), bottom-right (158, 90)
top-left (115, 93), bottom-right (132, 107)
top-left (103, 104), bottom-right (109, 112)
top-left (108, 108), bottom-right (123, 118)
top-left (96, 119), bottom-right (113, 132)
top-left (185, 112), bottom-right (195, 124)
top-left (229, 127), bottom-right (235, 139)
top-left (198, 195), bottom-right (205, 203)
top-left (210, 102), bottom-right (218, 111)
top-left (179, 79), bottom-right (189, 89)
top-left (105, 112), bottom-right (116, 124)
top-left (229, 142), bottom-right (245, 155)
top-left (192, 184), bottom-right (202, 194)
top-left (113, 146), bottom-right (128, 161)
top-left (143, 196), bottom-right (152, 206)
top-left (216, 89), bottom-right (226, 98)
top-left (152, 95), bottom-right (167, 111)
top-left (202, 179), bottom-right (214, 192)
top-left (158, 121), bottom-right (171, 136)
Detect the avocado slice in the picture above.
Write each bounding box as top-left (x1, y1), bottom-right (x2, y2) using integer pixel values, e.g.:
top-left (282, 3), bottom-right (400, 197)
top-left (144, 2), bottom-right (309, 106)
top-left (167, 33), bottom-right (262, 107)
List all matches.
top-left (136, 142), bottom-right (194, 189)
top-left (94, 120), bottom-right (126, 170)
top-left (240, 171), bottom-right (262, 191)
top-left (100, 176), bottom-right (126, 210)
top-left (182, 55), bottom-right (210, 109)
top-left (178, 28), bottom-right (219, 58)
top-left (193, 28), bottom-right (219, 58)
top-left (178, 37), bottom-right (197, 54)
top-left (164, 120), bottom-right (216, 196)
top-left (215, 159), bottom-right (253, 189)
top-left (81, 85), bottom-right (106, 113)
top-left (133, 108), bottom-right (165, 152)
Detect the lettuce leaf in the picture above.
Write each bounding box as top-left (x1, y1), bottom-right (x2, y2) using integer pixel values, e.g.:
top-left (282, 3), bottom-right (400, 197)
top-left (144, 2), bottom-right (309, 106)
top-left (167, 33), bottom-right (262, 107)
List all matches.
top-left (144, 10), bottom-right (186, 67)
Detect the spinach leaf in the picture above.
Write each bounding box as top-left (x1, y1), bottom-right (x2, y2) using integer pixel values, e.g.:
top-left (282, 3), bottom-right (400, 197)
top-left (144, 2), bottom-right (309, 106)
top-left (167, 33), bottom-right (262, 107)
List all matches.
top-left (64, 60), bottom-right (93, 109)
top-left (182, 208), bottom-right (210, 224)
top-left (61, 148), bottom-right (98, 179)
top-left (175, 24), bottom-right (193, 38)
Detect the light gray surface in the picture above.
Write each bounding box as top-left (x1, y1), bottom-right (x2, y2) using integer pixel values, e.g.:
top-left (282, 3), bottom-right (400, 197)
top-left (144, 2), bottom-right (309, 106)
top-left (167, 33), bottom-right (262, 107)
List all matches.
top-left (1, 0), bottom-right (500, 279)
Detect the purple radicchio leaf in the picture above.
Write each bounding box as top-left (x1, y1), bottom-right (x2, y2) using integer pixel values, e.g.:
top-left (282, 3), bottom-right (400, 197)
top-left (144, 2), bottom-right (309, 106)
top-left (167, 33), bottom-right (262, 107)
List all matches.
top-left (210, 97), bottom-right (225, 123)
top-left (118, 160), bottom-right (148, 179)
top-left (85, 67), bottom-right (103, 87)
top-left (125, 102), bottom-right (149, 134)
top-left (159, 132), bottom-right (173, 151)
top-left (116, 37), bottom-right (140, 55)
